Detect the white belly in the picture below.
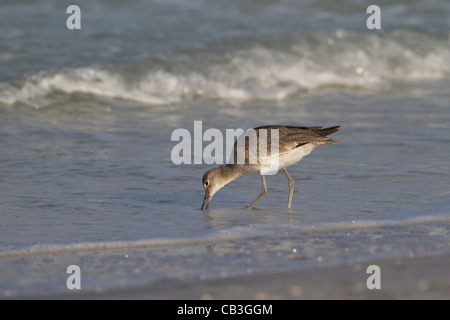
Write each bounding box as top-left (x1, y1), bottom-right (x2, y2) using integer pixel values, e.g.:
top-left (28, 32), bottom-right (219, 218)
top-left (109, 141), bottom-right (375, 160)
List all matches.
top-left (259, 144), bottom-right (316, 175)
top-left (279, 144), bottom-right (315, 168)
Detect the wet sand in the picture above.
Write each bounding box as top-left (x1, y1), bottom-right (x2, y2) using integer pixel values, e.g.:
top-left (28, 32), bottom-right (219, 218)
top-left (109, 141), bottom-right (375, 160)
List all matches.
top-left (47, 254), bottom-right (450, 300)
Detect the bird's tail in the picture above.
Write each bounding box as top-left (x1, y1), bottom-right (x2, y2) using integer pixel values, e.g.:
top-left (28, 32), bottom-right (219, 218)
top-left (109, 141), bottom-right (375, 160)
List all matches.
top-left (319, 126), bottom-right (341, 136)
top-left (323, 138), bottom-right (342, 144)
top-left (318, 126), bottom-right (342, 144)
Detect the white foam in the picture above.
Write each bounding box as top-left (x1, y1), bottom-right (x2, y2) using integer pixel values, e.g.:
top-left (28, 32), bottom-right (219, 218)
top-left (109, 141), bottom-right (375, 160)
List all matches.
top-left (1, 214), bottom-right (448, 258)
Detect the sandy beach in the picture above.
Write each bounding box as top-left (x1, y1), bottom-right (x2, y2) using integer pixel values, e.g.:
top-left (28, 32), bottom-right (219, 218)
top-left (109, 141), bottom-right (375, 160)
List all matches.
top-left (2, 219), bottom-right (449, 300)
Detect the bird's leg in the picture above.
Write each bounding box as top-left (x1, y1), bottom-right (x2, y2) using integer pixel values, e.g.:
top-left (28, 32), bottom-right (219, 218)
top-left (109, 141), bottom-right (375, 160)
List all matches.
top-left (248, 175), bottom-right (267, 210)
top-left (283, 168), bottom-right (295, 209)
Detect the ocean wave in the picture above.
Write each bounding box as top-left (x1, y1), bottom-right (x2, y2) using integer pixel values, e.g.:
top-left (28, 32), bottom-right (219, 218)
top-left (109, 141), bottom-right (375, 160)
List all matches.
top-left (0, 31), bottom-right (449, 108)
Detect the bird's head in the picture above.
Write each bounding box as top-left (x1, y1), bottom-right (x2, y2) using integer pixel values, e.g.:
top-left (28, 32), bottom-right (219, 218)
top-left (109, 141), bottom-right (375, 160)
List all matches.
top-left (201, 166), bottom-right (242, 210)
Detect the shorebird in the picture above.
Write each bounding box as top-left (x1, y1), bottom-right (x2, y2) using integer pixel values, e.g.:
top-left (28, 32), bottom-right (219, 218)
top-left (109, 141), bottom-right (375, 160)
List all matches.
top-left (201, 125), bottom-right (342, 210)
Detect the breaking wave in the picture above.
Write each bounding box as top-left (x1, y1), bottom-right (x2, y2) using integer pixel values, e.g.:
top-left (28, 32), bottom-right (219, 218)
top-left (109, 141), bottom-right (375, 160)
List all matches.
top-left (1, 30), bottom-right (449, 108)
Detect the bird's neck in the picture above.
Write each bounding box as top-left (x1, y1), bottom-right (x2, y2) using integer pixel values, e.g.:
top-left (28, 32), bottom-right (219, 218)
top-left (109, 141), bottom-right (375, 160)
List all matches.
top-left (219, 165), bottom-right (246, 185)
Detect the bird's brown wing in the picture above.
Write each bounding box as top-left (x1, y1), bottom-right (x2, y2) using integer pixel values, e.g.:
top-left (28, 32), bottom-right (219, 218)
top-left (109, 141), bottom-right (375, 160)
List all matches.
top-left (255, 125), bottom-right (341, 152)
top-left (229, 125), bottom-right (341, 164)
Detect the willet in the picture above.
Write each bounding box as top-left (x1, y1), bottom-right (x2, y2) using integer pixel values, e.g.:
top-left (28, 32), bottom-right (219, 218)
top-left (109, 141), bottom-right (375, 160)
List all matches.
top-left (201, 125), bottom-right (342, 210)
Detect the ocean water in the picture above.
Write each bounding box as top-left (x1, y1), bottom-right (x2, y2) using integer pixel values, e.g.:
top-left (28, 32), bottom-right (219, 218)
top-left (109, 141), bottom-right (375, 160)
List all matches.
top-left (0, 0), bottom-right (450, 298)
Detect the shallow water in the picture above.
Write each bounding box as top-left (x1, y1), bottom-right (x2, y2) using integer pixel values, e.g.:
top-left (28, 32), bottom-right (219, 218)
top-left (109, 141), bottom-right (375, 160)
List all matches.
top-left (0, 0), bottom-right (449, 297)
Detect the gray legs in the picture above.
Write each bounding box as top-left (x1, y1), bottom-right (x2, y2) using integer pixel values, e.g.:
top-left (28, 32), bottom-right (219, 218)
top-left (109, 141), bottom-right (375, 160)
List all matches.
top-left (248, 169), bottom-right (294, 209)
top-left (248, 175), bottom-right (267, 210)
top-left (283, 168), bottom-right (294, 209)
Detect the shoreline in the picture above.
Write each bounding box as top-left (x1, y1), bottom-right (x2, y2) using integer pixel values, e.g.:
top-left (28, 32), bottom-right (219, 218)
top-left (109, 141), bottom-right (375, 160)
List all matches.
top-left (42, 254), bottom-right (450, 300)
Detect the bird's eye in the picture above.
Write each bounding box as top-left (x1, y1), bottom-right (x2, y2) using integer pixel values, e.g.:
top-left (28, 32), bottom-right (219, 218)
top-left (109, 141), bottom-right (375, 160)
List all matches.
top-left (204, 181), bottom-right (209, 187)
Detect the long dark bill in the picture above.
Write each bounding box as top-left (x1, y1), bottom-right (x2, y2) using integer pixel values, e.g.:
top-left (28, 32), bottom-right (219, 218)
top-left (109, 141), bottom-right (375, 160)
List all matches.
top-left (201, 192), bottom-right (211, 210)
